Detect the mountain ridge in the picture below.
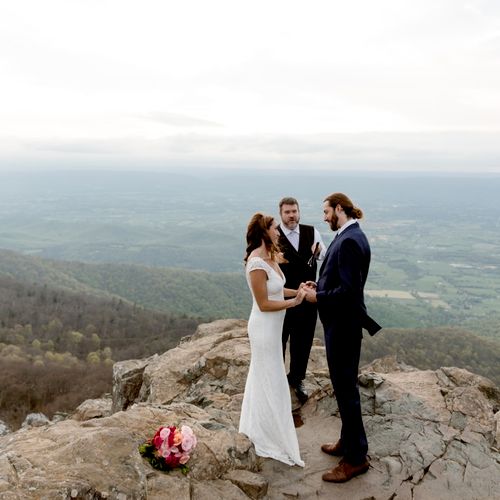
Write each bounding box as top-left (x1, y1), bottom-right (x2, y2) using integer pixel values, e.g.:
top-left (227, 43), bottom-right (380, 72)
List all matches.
top-left (0, 248), bottom-right (250, 318)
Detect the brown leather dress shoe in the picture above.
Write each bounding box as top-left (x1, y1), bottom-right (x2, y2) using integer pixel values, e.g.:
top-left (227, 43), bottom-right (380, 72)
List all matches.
top-left (321, 440), bottom-right (344, 456)
top-left (322, 458), bottom-right (369, 483)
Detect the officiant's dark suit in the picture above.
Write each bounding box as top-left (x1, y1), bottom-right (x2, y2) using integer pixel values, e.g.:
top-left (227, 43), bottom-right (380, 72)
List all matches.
top-left (278, 197), bottom-right (325, 404)
top-left (278, 224), bottom-right (317, 384)
top-left (315, 193), bottom-right (381, 475)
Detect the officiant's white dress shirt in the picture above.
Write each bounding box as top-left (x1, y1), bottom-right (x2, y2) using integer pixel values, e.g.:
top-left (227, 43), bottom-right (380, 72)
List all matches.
top-left (280, 223), bottom-right (326, 260)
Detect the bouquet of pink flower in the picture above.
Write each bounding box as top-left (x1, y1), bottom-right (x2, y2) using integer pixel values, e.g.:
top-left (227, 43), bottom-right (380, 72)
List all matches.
top-left (139, 425), bottom-right (197, 474)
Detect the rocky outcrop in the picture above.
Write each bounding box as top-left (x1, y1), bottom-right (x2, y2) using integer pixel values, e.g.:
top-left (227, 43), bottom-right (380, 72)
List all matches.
top-left (112, 356), bottom-right (157, 413)
top-left (0, 403), bottom-right (256, 499)
top-left (1, 319), bottom-right (499, 499)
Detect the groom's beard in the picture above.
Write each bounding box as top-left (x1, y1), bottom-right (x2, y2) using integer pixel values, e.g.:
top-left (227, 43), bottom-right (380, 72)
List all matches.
top-left (329, 215), bottom-right (339, 231)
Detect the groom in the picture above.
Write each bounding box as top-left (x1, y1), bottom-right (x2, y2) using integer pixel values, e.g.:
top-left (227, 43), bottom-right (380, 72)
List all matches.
top-left (305, 192), bottom-right (381, 483)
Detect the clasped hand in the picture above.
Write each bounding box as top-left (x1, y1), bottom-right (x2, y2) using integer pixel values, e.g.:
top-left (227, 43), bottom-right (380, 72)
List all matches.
top-left (298, 281), bottom-right (317, 303)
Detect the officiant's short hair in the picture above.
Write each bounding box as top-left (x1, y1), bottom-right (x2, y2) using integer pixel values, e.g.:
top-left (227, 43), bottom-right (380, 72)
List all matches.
top-left (279, 197), bottom-right (299, 210)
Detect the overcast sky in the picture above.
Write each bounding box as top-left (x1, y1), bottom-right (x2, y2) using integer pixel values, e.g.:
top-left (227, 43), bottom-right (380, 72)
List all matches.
top-left (1, 0), bottom-right (499, 172)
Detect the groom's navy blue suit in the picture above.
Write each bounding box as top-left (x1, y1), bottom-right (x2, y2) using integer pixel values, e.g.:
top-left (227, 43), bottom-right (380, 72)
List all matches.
top-left (317, 221), bottom-right (381, 465)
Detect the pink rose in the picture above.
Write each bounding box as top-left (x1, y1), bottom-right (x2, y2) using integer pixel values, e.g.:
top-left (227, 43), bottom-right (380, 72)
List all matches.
top-left (160, 439), bottom-right (172, 458)
top-left (180, 426), bottom-right (197, 453)
top-left (179, 453), bottom-right (190, 464)
top-left (159, 428), bottom-right (171, 440)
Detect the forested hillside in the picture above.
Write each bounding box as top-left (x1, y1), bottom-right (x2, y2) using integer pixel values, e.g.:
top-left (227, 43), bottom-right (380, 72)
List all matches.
top-left (0, 249), bottom-right (250, 319)
top-left (361, 326), bottom-right (500, 386)
top-left (0, 275), bottom-right (199, 360)
top-left (3, 249), bottom-right (500, 339)
top-left (0, 275), bottom-right (200, 428)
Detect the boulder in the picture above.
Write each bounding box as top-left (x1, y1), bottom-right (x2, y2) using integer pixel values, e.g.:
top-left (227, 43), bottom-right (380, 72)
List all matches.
top-left (223, 469), bottom-right (268, 499)
top-left (136, 320), bottom-right (251, 422)
top-left (21, 412), bottom-right (50, 428)
top-left (72, 395), bottom-right (112, 421)
top-left (0, 403), bottom-right (257, 499)
top-left (437, 366), bottom-right (500, 410)
top-left (112, 355), bottom-right (156, 413)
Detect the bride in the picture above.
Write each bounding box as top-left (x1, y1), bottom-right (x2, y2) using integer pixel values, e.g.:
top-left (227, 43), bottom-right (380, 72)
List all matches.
top-left (239, 212), bottom-right (306, 467)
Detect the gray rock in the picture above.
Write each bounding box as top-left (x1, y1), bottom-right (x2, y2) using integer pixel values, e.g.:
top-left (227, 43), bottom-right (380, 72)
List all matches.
top-left (112, 355), bottom-right (156, 413)
top-left (191, 478), bottom-right (249, 499)
top-left (51, 412), bottom-right (70, 423)
top-left (0, 403), bottom-right (257, 498)
top-left (136, 321), bottom-right (251, 412)
top-left (362, 354), bottom-right (417, 374)
top-left (223, 469), bottom-right (268, 499)
top-left (188, 318), bottom-right (249, 341)
top-left (0, 420), bottom-right (10, 436)
top-left (73, 395), bottom-right (112, 421)
top-left (438, 366), bottom-right (500, 410)
top-left (21, 412), bottom-right (50, 428)
top-left (359, 371), bottom-right (385, 389)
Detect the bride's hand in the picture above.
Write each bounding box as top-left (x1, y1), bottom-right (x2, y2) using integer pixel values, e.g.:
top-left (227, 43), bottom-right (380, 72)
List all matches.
top-left (294, 288), bottom-right (306, 306)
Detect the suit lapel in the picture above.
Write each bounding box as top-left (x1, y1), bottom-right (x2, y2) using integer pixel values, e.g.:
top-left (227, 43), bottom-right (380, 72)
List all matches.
top-left (319, 237), bottom-right (336, 275)
top-left (319, 222), bottom-right (359, 275)
top-left (320, 231), bottom-right (339, 266)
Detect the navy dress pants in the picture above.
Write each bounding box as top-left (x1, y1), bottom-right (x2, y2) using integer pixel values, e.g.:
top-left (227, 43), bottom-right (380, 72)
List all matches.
top-left (324, 325), bottom-right (368, 465)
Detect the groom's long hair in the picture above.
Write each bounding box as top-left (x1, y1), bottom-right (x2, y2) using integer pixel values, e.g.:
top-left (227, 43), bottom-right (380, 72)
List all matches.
top-left (324, 193), bottom-right (364, 219)
top-left (244, 213), bottom-right (281, 263)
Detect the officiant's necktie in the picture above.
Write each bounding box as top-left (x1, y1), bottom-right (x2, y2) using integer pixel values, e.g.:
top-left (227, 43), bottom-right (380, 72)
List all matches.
top-left (288, 230), bottom-right (299, 251)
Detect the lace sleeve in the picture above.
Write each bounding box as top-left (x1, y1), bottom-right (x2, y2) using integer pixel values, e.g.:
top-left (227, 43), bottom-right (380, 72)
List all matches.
top-left (246, 258), bottom-right (270, 277)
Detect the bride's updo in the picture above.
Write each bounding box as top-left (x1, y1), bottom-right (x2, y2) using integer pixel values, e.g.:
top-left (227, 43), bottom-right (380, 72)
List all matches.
top-left (244, 213), bottom-right (281, 262)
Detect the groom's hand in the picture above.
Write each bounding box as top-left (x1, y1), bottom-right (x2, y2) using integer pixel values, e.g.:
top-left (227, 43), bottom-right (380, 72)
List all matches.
top-left (303, 281), bottom-right (317, 289)
top-left (304, 289), bottom-right (317, 303)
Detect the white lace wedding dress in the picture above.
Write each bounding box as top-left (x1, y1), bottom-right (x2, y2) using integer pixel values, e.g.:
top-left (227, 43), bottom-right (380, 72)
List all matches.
top-left (239, 257), bottom-right (304, 467)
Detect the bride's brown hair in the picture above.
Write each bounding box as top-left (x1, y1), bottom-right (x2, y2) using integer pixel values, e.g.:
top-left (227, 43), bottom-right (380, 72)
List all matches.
top-left (244, 213), bottom-right (281, 262)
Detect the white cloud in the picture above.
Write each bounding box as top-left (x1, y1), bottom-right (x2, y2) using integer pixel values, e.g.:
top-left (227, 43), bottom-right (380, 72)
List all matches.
top-left (1, 130), bottom-right (497, 173)
top-left (1, 0), bottom-right (500, 170)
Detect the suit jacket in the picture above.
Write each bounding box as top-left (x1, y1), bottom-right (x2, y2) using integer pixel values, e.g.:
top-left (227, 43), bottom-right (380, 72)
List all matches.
top-left (317, 222), bottom-right (381, 337)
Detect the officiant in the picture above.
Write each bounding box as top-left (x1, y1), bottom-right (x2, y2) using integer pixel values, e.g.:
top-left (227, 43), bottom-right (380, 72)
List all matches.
top-left (278, 197), bottom-right (326, 404)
